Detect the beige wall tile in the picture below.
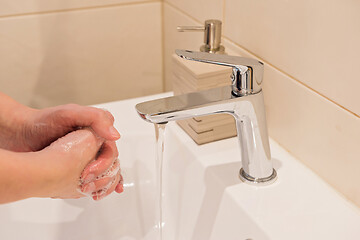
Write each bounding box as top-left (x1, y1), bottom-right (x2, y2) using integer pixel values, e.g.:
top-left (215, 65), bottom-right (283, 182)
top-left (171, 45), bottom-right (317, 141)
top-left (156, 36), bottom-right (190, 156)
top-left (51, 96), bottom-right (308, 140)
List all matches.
top-left (163, 3), bottom-right (204, 91)
top-left (164, 0), bottom-right (223, 23)
top-left (0, 3), bottom-right (162, 107)
top-left (225, 39), bottom-right (360, 207)
top-left (0, 0), bottom-right (156, 16)
top-left (224, 0), bottom-right (360, 116)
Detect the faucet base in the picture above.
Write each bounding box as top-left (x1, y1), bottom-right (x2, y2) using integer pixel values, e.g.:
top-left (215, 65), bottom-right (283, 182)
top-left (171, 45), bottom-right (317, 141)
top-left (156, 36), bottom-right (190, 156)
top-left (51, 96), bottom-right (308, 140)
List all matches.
top-left (239, 168), bottom-right (277, 186)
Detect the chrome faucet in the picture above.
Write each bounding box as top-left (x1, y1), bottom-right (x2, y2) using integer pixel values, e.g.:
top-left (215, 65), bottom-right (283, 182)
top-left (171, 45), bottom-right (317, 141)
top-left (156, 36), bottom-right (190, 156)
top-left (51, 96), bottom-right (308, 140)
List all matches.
top-left (135, 50), bottom-right (277, 185)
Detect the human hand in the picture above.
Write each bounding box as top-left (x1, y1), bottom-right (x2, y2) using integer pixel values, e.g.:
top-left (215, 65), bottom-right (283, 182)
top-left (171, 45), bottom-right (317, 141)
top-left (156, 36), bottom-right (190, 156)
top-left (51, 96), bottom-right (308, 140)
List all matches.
top-left (36, 128), bottom-right (123, 200)
top-left (4, 104), bottom-right (120, 152)
top-left (79, 141), bottom-right (124, 200)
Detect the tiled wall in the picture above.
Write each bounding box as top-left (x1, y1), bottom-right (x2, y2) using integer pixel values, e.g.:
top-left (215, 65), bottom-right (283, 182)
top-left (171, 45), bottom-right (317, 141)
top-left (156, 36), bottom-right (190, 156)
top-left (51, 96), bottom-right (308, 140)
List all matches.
top-left (163, 0), bottom-right (360, 207)
top-left (0, 0), bottom-right (162, 108)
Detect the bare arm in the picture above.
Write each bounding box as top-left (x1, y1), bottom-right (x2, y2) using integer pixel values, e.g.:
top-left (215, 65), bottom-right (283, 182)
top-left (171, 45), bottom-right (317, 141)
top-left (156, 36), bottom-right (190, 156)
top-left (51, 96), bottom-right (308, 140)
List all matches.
top-left (0, 148), bottom-right (51, 204)
top-left (0, 92), bottom-right (34, 151)
top-left (0, 149), bottom-right (35, 203)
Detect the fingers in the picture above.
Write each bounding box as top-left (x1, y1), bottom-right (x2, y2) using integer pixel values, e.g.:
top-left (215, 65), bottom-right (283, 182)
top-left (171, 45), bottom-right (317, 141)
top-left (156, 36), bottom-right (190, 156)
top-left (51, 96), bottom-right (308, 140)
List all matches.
top-left (80, 141), bottom-right (118, 183)
top-left (80, 161), bottom-right (123, 200)
top-left (79, 144), bottom-right (123, 200)
top-left (82, 158), bottom-right (120, 192)
top-left (92, 173), bottom-right (121, 201)
top-left (101, 108), bottom-right (115, 123)
top-left (88, 107), bottom-right (120, 141)
top-left (60, 104), bottom-right (120, 141)
top-left (81, 176), bottom-right (113, 195)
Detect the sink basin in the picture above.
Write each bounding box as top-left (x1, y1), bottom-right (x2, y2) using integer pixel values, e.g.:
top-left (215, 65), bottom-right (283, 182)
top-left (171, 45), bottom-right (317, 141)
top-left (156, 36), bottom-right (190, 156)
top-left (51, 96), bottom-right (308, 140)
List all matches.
top-left (0, 93), bottom-right (359, 240)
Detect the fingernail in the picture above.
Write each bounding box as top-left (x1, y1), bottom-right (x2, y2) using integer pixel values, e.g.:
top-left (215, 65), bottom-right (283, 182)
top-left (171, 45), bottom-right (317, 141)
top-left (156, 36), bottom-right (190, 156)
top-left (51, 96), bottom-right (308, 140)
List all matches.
top-left (109, 126), bottom-right (120, 139)
top-left (83, 174), bottom-right (95, 183)
top-left (82, 182), bottom-right (96, 193)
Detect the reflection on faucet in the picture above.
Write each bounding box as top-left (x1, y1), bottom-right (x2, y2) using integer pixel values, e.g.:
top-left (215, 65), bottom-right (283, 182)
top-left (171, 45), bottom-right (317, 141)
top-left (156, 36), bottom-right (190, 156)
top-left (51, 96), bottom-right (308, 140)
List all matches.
top-left (136, 50), bottom-right (276, 185)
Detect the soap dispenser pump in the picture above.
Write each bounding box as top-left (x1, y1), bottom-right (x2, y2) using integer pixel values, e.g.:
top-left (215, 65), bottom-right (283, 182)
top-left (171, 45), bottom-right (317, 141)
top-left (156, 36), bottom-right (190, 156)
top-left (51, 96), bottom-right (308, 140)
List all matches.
top-left (177, 19), bottom-right (225, 54)
top-left (172, 19), bottom-right (237, 145)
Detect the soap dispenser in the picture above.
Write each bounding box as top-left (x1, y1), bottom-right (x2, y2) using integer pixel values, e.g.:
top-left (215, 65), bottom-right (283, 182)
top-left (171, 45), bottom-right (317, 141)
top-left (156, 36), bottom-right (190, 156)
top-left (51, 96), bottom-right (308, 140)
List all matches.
top-left (172, 20), bottom-right (237, 144)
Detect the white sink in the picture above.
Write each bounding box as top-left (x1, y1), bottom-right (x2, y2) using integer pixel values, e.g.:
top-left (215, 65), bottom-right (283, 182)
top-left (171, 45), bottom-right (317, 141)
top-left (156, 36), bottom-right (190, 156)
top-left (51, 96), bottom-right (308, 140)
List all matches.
top-left (0, 93), bottom-right (359, 240)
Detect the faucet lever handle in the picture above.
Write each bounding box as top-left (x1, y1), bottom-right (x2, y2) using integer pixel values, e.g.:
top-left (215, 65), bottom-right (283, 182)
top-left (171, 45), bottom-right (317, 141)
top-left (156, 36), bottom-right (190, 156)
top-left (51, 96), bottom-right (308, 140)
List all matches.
top-left (175, 49), bottom-right (264, 96)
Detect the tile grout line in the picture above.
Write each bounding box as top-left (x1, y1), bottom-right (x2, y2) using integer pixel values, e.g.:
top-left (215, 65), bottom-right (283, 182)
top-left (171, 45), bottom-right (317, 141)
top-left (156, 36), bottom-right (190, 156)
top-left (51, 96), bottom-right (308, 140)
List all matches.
top-left (223, 36), bottom-right (359, 118)
top-left (271, 134), bottom-right (360, 210)
top-left (160, 0), bottom-right (166, 92)
top-left (164, 1), bottom-right (202, 24)
top-left (222, 0), bottom-right (226, 50)
top-left (0, 0), bottom-right (160, 19)
top-left (222, 0), bottom-right (226, 27)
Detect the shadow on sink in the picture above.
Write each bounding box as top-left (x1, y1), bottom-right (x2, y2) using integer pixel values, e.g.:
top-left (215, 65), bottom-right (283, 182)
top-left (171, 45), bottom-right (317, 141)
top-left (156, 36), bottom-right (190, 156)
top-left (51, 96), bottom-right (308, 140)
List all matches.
top-left (162, 126), bottom-right (272, 240)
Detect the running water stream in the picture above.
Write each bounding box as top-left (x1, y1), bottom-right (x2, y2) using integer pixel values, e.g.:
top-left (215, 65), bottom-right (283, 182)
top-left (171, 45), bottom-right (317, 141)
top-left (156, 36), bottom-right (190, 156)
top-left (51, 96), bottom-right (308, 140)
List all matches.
top-left (154, 123), bottom-right (166, 240)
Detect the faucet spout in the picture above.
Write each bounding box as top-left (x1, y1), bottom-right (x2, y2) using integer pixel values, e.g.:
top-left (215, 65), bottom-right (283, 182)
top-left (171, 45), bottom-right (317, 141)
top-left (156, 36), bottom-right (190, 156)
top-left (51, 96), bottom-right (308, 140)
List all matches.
top-left (135, 85), bottom-right (277, 185)
top-left (136, 86), bottom-right (234, 124)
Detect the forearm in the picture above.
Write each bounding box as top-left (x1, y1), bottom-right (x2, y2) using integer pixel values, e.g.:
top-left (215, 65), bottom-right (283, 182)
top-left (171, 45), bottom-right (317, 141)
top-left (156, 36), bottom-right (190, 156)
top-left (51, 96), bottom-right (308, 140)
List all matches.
top-left (0, 148), bottom-right (47, 204)
top-left (0, 92), bottom-right (36, 150)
